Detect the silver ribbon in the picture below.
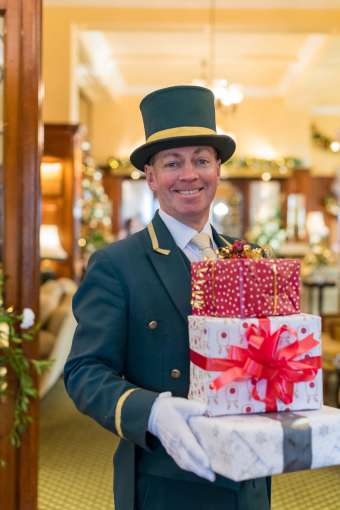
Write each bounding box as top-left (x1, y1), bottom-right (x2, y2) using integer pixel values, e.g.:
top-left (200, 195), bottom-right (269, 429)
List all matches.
top-left (268, 412), bottom-right (312, 472)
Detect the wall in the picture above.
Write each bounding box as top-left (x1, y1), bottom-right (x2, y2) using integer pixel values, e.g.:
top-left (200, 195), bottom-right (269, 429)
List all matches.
top-left (217, 97), bottom-right (311, 164)
top-left (91, 95), bottom-right (143, 163)
top-left (43, 8), bottom-right (72, 123)
top-left (79, 91), bottom-right (93, 141)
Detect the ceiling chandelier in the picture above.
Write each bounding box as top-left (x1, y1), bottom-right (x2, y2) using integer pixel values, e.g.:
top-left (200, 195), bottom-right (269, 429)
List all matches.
top-left (193, 0), bottom-right (244, 113)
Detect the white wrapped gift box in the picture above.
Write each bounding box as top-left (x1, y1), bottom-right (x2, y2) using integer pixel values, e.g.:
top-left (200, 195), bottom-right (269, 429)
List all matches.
top-left (188, 314), bottom-right (322, 416)
top-left (190, 406), bottom-right (340, 481)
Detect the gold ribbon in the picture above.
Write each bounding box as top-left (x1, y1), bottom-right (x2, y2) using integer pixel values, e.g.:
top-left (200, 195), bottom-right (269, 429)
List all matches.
top-left (210, 261), bottom-right (218, 316)
top-left (146, 126), bottom-right (216, 143)
top-left (191, 261), bottom-right (218, 315)
top-left (191, 265), bottom-right (208, 311)
top-left (272, 262), bottom-right (278, 314)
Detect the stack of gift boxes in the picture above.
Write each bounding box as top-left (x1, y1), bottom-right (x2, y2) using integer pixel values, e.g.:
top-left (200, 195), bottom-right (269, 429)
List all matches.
top-left (188, 241), bottom-right (340, 481)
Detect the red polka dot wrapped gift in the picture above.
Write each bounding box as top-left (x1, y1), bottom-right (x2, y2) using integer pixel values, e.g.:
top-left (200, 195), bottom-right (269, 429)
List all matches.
top-left (191, 258), bottom-right (300, 318)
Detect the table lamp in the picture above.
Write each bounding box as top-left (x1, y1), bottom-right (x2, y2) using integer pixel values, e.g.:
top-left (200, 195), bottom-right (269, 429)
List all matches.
top-left (40, 224), bottom-right (67, 281)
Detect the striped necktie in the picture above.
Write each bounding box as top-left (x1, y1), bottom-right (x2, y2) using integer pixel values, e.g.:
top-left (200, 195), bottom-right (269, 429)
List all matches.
top-left (191, 232), bottom-right (217, 260)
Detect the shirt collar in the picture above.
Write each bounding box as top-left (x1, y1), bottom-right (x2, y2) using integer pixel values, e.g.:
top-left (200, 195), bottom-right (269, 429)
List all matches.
top-left (158, 209), bottom-right (213, 250)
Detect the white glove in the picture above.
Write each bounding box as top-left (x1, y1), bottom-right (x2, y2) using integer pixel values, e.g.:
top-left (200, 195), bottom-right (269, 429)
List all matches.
top-left (148, 392), bottom-right (215, 482)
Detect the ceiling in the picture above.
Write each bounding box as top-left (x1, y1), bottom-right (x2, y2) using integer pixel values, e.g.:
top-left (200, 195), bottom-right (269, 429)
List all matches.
top-left (61, 1), bottom-right (340, 114)
top-left (45, 1), bottom-right (340, 8)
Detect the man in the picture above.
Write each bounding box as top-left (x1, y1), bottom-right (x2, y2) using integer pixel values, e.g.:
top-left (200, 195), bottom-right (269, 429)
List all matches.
top-left (64, 85), bottom-right (271, 510)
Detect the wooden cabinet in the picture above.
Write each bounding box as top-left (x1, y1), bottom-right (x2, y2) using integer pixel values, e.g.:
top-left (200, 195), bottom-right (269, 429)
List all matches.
top-left (101, 171), bottom-right (123, 236)
top-left (41, 123), bottom-right (83, 281)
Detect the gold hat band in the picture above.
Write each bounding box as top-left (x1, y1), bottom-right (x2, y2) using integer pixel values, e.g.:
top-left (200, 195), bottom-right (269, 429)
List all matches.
top-left (146, 126), bottom-right (217, 143)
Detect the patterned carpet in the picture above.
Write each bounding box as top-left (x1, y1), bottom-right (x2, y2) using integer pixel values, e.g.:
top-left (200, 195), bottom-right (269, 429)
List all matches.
top-left (38, 379), bottom-right (115, 510)
top-left (38, 379), bottom-right (340, 510)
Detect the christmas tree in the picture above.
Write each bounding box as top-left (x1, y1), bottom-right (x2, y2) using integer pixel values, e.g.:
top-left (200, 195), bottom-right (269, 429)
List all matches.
top-left (78, 149), bottom-right (114, 266)
top-left (246, 208), bottom-right (286, 253)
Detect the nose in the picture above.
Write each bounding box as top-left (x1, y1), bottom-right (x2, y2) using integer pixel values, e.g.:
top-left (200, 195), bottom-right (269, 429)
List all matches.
top-left (179, 159), bottom-right (198, 181)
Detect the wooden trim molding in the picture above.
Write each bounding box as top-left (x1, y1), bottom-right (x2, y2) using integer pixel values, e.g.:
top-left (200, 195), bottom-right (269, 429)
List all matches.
top-left (0, 0), bottom-right (42, 509)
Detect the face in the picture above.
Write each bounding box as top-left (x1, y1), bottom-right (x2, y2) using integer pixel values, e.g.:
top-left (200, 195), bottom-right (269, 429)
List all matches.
top-left (145, 145), bottom-right (220, 230)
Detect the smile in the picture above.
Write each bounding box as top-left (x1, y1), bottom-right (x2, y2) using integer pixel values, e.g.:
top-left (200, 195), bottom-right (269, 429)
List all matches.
top-left (174, 188), bottom-right (203, 196)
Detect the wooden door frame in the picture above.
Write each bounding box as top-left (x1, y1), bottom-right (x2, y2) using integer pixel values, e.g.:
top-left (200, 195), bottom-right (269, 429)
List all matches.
top-left (0, 0), bottom-right (42, 509)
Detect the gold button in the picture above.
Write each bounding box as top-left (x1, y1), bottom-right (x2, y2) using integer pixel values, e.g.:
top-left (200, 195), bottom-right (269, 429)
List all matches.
top-left (148, 320), bottom-right (158, 330)
top-left (170, 369), bottom-right (181, 379)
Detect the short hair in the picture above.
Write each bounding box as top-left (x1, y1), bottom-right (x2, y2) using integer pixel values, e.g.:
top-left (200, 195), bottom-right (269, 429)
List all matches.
top-left (148, 153), bottom-right (156, 166)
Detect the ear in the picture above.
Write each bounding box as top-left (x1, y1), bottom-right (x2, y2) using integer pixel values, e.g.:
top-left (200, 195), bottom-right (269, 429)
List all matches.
top-left (145, 164), bottom-right (158, 192)
top-left (216, 159), bottom-right (221, 178)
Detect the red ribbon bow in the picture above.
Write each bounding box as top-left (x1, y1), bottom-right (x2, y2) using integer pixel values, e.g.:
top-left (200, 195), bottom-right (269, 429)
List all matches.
top-left (190, 318), bottom-right (321, 411)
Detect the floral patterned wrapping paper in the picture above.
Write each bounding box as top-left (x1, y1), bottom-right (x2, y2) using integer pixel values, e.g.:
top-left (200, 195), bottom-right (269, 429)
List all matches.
top-left (189, 406), bottom-right (340, 481)
top-left (191, 258), bottom-right (300, 317)
top-left (188, 314), bottom-right (322, 416)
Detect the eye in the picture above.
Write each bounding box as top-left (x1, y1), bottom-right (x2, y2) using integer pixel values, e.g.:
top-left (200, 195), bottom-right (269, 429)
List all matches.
top-left (197, 158), bottom-right (210, 166)
top-left (164, 161), bottom-right (179, 168)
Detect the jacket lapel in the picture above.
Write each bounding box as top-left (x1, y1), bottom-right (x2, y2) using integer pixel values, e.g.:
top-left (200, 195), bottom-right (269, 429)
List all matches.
top-left (144, 211), bottom-right (192, 323)
top-left (211, 225), bottom-right (235, 249)
top-left (143, 215), bottom-right (236, 322)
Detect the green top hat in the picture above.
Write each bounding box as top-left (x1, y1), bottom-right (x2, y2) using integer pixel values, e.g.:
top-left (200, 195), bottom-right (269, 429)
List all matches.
top-left (130, 85), bottom-right (236, 171)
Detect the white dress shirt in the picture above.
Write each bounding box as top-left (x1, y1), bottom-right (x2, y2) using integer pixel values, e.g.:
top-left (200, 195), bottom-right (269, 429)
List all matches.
top-left (158, 209), bottom-right (216, 262)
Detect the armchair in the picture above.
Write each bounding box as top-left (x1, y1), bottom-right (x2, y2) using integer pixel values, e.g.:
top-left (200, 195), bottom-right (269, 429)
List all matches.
top-left (39, 277), bottom-right (77, 398)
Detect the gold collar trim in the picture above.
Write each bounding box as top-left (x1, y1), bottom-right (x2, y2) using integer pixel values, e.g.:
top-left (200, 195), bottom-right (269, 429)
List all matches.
top-left (147, 222), bottom-right (171, 255)
top-left (219, 234), bottom-right (232, 247)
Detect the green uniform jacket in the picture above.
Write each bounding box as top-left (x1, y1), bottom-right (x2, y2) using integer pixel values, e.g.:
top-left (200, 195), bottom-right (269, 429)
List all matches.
top-left (64, 211), bottom-right (270, 510)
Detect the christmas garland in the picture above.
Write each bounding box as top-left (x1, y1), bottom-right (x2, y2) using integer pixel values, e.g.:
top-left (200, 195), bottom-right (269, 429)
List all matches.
top-left (107, 155), bottom-right (304, 176)
top-left (0, 273), bottom-right (51, 467)
top-left (223, 156), bottom-right (303, 173)
top-left (322, 193), bottom-right (340, 216)
top-left (311, 124), bottom-right (340, 153)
